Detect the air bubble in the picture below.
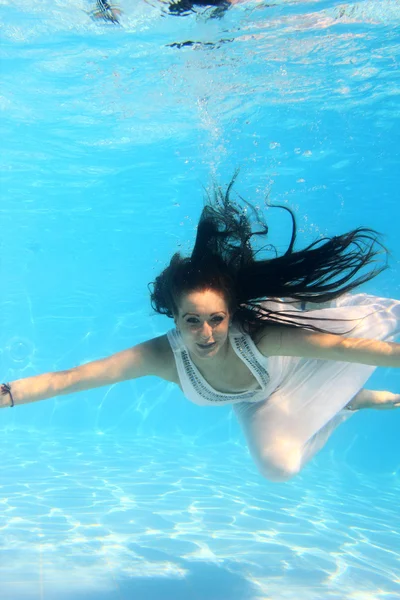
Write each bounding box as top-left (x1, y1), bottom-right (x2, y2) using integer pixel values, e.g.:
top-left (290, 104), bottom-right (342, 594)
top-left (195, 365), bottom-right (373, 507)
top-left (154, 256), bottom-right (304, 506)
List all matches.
top-left (7, 337), bottom-right (35, 364)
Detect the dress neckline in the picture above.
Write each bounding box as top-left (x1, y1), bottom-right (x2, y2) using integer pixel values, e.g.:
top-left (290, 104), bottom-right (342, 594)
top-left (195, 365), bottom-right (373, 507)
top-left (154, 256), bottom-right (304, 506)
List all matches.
top-left (178, 326), bottom-right (267, 398)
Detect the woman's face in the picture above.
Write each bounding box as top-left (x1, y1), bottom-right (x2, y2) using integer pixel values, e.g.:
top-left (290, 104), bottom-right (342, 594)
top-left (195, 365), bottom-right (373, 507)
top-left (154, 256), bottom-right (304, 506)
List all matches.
top-left (175, 288), bottom-right (231, 360)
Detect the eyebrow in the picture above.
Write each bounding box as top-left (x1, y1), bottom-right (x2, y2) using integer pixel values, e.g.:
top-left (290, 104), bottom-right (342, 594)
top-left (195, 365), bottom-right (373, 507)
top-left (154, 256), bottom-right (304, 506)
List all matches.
top-left (182, 311), bottom-right (227, 318)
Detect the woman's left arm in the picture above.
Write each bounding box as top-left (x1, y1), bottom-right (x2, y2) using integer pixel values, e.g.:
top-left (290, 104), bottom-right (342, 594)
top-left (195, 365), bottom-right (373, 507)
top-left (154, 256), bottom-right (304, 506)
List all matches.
top-left (257, 326), bottom-right (400, 368)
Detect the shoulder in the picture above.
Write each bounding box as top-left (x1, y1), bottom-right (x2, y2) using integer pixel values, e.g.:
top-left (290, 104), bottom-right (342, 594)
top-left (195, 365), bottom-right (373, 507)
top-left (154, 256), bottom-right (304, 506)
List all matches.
top-left (252, 323), bottom-right (350, 360)
top-left (145, 333), bottom-right (176, 366)
top-left (251, 323), bottom-right (295, 357)
top-left (131, 334), bottom-right (178, 382)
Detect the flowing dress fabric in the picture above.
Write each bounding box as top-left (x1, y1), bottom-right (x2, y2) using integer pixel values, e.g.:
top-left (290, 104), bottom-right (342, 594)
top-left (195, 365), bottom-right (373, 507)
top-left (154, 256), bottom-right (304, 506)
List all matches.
top-left (168, 294), bottom-right (400, 476)
top-left (233, 294), bottom-right (400, 475)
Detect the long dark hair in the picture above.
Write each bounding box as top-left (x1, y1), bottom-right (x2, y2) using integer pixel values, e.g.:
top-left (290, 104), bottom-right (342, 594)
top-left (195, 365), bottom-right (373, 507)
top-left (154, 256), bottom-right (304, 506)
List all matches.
top-left (150, 177), bottom-right (387, 333)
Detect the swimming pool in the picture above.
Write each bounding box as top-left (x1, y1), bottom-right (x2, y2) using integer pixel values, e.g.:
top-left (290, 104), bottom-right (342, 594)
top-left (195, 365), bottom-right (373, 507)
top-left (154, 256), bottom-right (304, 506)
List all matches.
top-left (1, 1), bottom-right (399, 598)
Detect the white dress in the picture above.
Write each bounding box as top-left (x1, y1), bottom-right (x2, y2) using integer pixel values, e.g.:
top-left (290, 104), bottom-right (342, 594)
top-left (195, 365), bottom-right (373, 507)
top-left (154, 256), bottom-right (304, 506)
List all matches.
top-left (168, 294), bottom-right (400, 480)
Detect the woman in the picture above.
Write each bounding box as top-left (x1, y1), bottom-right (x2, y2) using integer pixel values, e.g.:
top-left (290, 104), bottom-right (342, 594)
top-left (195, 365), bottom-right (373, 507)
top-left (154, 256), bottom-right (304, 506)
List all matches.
top-left (1, 180), bottom-right (399, 482)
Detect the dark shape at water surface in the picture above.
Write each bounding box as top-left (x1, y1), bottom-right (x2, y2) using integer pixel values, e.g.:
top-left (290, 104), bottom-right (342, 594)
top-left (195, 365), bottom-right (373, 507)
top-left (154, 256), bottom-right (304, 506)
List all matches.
top-left (91, 0), bottom-right (122, 23)
top-left (167, 38), bottom-right (233, 49)
top-left (167, 0), bottom-right (231, 18)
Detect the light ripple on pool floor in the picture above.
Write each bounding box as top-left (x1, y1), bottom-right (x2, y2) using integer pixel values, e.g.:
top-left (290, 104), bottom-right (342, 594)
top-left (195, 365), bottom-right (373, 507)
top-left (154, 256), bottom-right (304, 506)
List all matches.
top-left (0, 432), bottom-right (399, 600)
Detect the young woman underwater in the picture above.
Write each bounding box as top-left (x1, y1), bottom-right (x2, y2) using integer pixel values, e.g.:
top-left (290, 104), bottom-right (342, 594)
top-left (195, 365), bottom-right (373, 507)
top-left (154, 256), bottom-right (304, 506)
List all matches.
top-left (1, 180), bottom-right (399, 482)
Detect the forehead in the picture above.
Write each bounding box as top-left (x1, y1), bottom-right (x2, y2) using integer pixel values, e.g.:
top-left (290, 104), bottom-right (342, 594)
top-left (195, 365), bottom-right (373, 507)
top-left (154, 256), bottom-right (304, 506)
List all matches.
top-left (178, 289), bottom-right (229, 315)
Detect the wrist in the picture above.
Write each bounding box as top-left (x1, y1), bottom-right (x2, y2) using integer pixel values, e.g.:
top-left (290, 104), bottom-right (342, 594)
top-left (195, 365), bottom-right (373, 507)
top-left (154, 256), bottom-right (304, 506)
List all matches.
top-left (1, 383), bottom-right (15, 408)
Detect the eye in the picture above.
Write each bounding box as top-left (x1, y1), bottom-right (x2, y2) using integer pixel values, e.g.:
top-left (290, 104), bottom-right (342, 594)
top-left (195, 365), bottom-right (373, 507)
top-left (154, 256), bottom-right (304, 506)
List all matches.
top-left (212, 316), bottom-right (224, 324)
top-left (186, 317), bottom-right (200, 324)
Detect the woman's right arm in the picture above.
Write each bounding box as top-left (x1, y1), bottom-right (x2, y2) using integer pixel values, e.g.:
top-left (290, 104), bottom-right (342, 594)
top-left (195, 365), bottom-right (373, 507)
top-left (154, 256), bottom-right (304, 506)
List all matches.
top-left (1, 335), bottom-right (173, 408)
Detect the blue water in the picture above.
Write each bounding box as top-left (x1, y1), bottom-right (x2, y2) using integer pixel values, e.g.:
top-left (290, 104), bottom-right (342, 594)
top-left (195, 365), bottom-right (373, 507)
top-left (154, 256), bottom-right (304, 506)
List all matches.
top-left (1, 1), bottom-right (400, 598)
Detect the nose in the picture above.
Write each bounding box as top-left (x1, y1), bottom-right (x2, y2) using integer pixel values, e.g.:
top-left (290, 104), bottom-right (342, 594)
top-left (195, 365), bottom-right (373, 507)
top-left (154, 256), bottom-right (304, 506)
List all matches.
top-left (200, 322), bottom-right (213, 341)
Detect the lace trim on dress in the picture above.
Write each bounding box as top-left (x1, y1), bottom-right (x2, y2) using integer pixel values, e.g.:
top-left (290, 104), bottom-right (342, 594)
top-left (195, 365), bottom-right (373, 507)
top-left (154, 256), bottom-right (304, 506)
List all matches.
top-left (178, 330), bottom-right (270, 404)
top-left (230, 334), bottom-right (270, 388)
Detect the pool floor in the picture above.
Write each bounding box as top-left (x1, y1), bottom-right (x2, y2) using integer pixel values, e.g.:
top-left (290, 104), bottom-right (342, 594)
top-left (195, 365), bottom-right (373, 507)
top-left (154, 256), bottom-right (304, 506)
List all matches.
top-left (0, 433), bottom-right (399, 600)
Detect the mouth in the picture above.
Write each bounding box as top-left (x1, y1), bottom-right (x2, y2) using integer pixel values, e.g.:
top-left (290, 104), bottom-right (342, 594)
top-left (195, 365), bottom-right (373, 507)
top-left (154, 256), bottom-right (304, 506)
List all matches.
top-left (197, 342), bottom-right (217, 350)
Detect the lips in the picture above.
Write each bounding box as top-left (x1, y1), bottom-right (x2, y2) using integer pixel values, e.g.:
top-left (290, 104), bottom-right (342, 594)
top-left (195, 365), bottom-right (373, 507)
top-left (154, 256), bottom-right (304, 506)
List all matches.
top-left (197, 342), bottom-right (216, 350)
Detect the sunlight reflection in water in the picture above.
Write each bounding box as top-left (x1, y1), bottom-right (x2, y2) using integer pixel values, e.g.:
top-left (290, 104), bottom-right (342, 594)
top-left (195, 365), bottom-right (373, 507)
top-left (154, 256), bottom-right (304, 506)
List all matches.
top-left (0, 433), bottom-right (399, 600)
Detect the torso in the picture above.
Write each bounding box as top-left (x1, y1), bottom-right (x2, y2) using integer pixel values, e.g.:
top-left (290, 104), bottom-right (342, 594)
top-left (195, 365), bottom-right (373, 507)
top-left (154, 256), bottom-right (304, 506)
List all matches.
top-left (186, 340), bottom-right (262, 394)
top-left (156, 326), bottom-right (269, 395)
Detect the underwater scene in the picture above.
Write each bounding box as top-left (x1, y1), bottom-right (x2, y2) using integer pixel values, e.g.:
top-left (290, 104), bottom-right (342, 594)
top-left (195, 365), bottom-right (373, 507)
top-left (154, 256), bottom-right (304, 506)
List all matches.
top-left (1, 1), bottom-right (400, 599)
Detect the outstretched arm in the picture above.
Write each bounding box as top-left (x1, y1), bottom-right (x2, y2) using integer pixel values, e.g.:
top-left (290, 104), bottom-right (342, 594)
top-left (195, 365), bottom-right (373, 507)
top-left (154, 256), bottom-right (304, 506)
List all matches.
top-left (257, 326), bottom-right (400, 368)
top-left (1, 335), bottom-right (173, 408)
